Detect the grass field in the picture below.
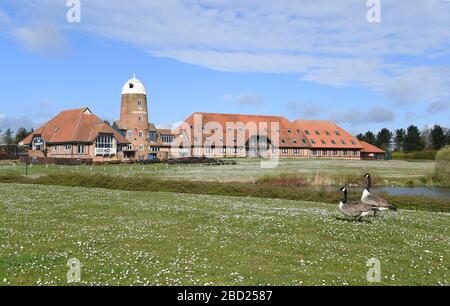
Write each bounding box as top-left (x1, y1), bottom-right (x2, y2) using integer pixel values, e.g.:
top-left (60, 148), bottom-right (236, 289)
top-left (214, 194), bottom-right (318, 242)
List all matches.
top-left (0, 159), bottom-right (437, 185)
top-left (0, 183), bottom-right (448, 286)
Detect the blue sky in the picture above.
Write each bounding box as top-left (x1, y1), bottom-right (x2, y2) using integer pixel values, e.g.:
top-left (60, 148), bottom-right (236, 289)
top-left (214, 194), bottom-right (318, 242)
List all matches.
top-left (0, 0), bottom-right (449, 135)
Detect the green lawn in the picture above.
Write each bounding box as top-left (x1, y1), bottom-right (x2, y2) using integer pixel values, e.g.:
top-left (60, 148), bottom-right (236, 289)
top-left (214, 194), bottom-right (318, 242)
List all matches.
top-left (0, 158), bottom-right (436, 184)
top-left (0, 183), bottom-right (448, 286)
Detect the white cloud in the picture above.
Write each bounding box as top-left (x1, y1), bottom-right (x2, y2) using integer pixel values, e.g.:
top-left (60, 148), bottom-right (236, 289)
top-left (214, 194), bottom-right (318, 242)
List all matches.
top-left (12, 24), bottom-right (70, 55)
top-left (4, 0), bottom-right (450, 104)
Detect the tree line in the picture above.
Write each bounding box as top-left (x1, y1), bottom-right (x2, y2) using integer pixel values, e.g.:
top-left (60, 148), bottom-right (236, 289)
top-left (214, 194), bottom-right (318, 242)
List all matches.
top-left (357, 125), bottom-right (450, 152)
top-left (0, 128), bottom-right (33, 146)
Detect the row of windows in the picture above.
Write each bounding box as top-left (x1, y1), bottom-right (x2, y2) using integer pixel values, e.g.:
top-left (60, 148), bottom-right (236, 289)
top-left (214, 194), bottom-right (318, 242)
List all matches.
top-left (280, 138), bottom-right (357, 145)
top-left (312, 149), bottom-right (359, 156)
top-left (50, 145), bottom-right (86, 155)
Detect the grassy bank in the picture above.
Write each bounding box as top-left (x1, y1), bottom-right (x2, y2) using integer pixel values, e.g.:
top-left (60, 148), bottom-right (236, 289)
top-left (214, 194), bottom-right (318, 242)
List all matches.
top-left (1, 173), bottom-right (448, 212)
top-left (0, 183), bottom-right (448, 286)
top-left (0, 158), bottom-right (436, 185)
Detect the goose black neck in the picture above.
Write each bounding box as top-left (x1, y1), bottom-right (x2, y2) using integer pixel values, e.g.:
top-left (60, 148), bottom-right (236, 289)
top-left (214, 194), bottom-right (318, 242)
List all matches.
top-left (342, 189), bottom-right (347, 204)
top-left (366, 176), bottom-right (371, 191)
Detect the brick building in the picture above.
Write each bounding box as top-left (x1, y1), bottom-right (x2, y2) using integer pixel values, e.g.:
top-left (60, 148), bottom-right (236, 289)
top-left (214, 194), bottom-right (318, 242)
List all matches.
top-left (22, 75), bottom-right (385, 162)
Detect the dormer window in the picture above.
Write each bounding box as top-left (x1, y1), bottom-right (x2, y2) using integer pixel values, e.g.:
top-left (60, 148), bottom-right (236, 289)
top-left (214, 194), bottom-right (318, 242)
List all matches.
top-left (129, 83), bottom-right (134, 89)
top-left (305, 130), bottom-right (310, 135)
top-left (288, 129), bottom-right (292, 133)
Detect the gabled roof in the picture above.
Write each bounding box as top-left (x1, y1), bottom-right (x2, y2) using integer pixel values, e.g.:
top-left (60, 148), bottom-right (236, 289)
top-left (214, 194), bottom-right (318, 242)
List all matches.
top-left (293, 120), bottom-right (362, 149)
top-left (177, 112), bottom-right (309, 148)
top-left (113, 120), bottom-right (127, 131)
top-left (360, 141), bottom-right (385, 153)
top-left (22, 108), bottom-right (130, 145)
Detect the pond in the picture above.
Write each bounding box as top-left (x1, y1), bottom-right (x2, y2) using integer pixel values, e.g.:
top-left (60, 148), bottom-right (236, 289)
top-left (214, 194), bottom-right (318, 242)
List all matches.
top-left (372, 187), bottom-right (450, 201)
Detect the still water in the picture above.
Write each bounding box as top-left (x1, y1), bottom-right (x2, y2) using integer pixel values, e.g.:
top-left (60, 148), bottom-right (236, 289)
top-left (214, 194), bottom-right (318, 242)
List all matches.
top-left (372, 187), bottom-right (450, 201)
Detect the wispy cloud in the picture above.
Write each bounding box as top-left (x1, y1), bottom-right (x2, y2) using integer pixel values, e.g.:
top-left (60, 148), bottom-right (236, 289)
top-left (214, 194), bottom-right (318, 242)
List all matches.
top-left (224, 92), bottom-right (263, 106)
top-left (12, 24), bottom-right (70, 56)
top-left (3, 0), bottom-right (450, 106)
top-left (427, 101), bottom-right (450, 114)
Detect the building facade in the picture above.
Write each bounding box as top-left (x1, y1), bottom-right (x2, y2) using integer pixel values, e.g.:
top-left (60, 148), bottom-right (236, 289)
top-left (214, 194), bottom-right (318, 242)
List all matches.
top-left (21, 108), bottom-right (130, 162)
top-left (22, 75), bottom-right (385, 162)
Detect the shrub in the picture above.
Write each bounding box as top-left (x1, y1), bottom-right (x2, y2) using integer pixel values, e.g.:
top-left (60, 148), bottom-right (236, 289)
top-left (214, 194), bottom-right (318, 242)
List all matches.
top-left (392, 150), bottom-right (437, 160)
top-left (435, 146), bottom-right (450, 187)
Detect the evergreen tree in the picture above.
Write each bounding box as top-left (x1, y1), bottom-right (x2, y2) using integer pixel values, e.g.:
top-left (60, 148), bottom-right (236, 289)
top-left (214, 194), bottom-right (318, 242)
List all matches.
top-left (376, 128), bottom-right (393, 151)
top-left (403, 125), bottom-right (424, 151)
top-left (394, 128), bottom-right (405, 151)
top-left (430, 125), bottom-right (446, 150)
top-left (356, 133), bottom-right (365, 141)
top-left (14, 127), bottom-right (31, 145)
top-left (364, 131), bottom-right (376, 145)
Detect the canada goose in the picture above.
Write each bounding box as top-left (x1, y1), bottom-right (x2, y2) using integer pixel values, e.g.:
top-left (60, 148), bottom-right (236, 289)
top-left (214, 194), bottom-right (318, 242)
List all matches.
top-left (362, 173), bottom-right (397, 216)
top-left (339, 187), bottom-right (377, 221)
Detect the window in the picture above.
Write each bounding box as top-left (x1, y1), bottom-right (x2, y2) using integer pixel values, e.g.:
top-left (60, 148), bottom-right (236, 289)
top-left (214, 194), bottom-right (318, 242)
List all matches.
top-left (302, 139), bottom-right (307, 144)
top-left (161, 135), bottom-right (174, 143)
top-left (77, 145), bottom-right (85, 154)
top-left (282, 148), bottom-right (288, 154)
top-left (315, 130), bottom-right (320, 135)
top-left (137, 100), bottom-right (143, 106)
top-left (335, 131), bottom-right (341, 136)
top-left (323, 150), bottom-right (328, 155)
top-left (64, 144), bottom-right (71, 151)
top-left (140, 145), bottom-right (145, 151)
top-left (150, 147), bottom-right (160, 152)
top-left (127, 144), bottom-right (133, 151)
top-left (127, 131), bottom-right (133, 138)
top-left (138, 116), bottom-right (143, 122)
top-left (341, 140), bottom-right (346, 145)
top-left (129, 83), bottom-right (134, 89)
top-left (321, 140), bottom-right (326, 144)
top-left (287, 129), bottom-right (292, 133)
top-left (331, 140), bottom-right (336, 145)
top-left (351, 140), bottom-right (356, 145)
top-left (139, 131), bottom-right (144, 138)
top-left (312, 150), bottom-right (317, 155)
top-left (33, 136), bottom-right (45, 151)
top-left (281, 139), bottom-right (286, 144)
top-left (333, 150), bottom-right (338, 155)
top-left (149, 132), bottom-right (157, 142)
top-left (305, 130), bottom-right (310, 135)
top-left (292, 139), bottom-right (297, 144)
top-left (325, 131), bottom-right (330, 136)
top-left (311, 139), bottom-right (316, 144)
top-left (343, 150), bottom-right (348, 155)
top-left (293, 149), bottom-right (300, 155)
top-left (96, 135), bottom-right (113, 148)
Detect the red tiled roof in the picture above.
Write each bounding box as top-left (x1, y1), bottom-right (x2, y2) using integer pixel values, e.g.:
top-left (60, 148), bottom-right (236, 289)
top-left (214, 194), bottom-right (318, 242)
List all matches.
top-left (177, 112), bottom-right (309, 148)
top-left (293, 120), bottom-right (363, 149)
top-left (360, 141), bottom-right (385, 153)
top-left (22, 108), bottom-right (130, 145)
